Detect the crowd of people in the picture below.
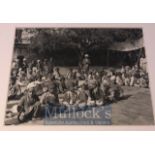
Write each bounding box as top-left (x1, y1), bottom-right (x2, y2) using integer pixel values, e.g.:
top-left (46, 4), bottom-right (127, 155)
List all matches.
top-left (7, 54), bottom-right (149, 122)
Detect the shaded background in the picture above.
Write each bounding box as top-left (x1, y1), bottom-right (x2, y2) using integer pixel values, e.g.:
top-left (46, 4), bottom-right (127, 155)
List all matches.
top-left (14, 28), bottom-right (145, 67)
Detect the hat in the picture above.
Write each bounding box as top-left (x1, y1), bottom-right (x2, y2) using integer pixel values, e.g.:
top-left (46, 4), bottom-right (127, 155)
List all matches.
top-left (19, 68), bottom-right (22, 71)
top-left (84, 54), bottom-right (89, 57)
top-left (43, 87), bottom-right (48, 92)
top-left (27, 87), bottom-right (34, 92)
top-left (42, 76), bottom-right (46, 81)
top-left (27, 82), bottom-right (35, 90)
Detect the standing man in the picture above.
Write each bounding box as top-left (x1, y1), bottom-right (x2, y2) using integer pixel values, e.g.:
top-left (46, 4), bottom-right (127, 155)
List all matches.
top-left (82, 54), bottom-right (91, 73)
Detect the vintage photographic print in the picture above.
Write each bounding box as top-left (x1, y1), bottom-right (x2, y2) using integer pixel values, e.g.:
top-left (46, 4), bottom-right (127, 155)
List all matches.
top-left (5, 27), bottom-right (154, 125)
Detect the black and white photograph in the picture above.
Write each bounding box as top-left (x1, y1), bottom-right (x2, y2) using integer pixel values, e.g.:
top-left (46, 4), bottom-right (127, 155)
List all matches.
top-left (1, 1), bottom-right (155, 155)
top-left (5, 27), bottom-right (154, 125)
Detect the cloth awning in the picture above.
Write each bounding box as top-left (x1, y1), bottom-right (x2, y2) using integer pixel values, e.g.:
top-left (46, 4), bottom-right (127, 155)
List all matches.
top-left (109, 38), bottom-right (144, 52)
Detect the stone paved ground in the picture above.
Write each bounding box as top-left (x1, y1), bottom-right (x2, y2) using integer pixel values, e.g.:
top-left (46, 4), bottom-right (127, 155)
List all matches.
top-left (5, 87), bottom-right (154, 125)
top-left (111, 86), bottom-right (154, 125)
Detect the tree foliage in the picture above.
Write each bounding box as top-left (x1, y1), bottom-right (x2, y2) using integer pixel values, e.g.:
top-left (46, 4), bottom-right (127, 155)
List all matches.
top-left (17, 28), bottom-right (143, 57)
